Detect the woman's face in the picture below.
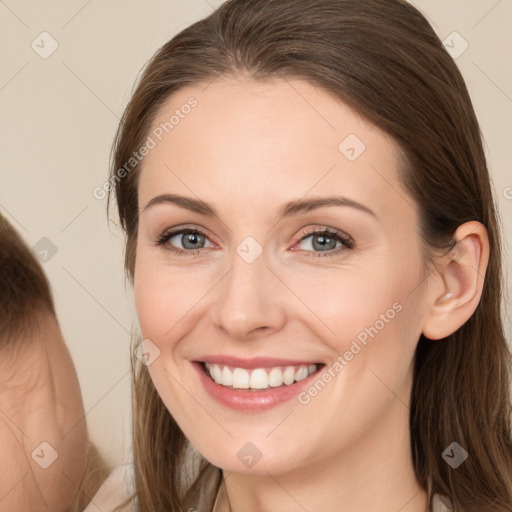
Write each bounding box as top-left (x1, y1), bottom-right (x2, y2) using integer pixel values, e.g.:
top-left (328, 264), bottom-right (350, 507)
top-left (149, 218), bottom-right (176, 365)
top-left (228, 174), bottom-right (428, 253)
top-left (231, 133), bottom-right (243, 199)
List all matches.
top-left (134, 74), bottom-right (433, 474)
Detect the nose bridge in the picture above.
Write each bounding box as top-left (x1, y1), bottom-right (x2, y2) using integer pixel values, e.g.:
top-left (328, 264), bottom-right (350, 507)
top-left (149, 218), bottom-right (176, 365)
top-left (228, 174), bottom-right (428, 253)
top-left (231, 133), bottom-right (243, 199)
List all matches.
top-left (210, 242), bottom-right (285, 339)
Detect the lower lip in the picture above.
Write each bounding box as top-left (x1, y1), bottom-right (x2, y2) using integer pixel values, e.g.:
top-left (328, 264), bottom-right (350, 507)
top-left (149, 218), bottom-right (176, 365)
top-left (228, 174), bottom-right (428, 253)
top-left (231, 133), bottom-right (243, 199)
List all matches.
top-left (192, 362), bottom-right (322, 412)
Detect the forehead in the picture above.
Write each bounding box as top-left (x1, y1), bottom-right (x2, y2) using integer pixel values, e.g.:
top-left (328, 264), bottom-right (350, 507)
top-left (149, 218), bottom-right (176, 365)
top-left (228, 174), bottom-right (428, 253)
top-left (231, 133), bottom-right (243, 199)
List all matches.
top-left (138, 75), bottom-right (412, 223)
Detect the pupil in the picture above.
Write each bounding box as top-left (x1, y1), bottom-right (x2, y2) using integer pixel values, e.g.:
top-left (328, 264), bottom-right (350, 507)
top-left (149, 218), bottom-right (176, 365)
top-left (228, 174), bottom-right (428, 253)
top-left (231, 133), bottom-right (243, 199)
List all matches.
top-left (183, 233), bottom-right (203, 249)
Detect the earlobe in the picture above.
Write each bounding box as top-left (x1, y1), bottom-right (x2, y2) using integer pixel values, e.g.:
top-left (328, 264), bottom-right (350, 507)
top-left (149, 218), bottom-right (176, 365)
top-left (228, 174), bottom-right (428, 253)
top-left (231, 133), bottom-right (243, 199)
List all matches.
top-left (421, 221), bottom-right (489, 341)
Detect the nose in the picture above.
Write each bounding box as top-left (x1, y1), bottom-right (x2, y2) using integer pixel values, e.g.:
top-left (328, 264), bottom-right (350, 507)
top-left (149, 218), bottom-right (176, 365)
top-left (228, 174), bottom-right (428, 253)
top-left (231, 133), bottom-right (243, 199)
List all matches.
top-left (209, 248), bottom-right (287, 341)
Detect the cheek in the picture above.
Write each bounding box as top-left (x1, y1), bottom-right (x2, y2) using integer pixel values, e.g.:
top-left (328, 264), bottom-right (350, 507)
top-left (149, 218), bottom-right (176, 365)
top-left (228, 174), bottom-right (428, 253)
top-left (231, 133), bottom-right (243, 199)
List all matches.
top-left (133, 247), bottom-right (209, 353)
top-left (287, 264), bottom-right (410, 353)
top-left (134, 271), bottom-right (166, 343)
top-left (133, 247), bottom-right (176, 345)
top-left (291, 262), bottom-right (424, 409)
top-left (133, 253), bottom-right (201, 414)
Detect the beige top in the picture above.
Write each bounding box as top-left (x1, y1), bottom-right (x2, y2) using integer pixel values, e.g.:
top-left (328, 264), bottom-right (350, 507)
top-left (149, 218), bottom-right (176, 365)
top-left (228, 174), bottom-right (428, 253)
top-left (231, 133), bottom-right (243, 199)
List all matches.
top-left (83, 465), bottom-right (454, 512)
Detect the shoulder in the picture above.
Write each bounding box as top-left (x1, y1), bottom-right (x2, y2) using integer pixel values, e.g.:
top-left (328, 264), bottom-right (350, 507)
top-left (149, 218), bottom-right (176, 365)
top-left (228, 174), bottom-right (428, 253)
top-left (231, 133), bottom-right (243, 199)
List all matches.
top-left (433, 493), bottom-right (453, 512)
top-left (82, 464), bottom-right (136, 512)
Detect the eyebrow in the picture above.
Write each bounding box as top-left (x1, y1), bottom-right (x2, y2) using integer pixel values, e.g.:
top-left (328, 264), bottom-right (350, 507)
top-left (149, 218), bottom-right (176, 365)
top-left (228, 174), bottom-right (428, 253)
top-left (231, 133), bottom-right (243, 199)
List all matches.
top-left (143, 193), bottom-right (377, 220)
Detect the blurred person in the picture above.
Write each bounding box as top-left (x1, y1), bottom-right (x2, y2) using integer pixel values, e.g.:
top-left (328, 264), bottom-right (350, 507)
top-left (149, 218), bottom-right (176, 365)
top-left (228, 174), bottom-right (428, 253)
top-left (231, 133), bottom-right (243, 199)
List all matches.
top-left (0, 213), bottom-right (110, 511)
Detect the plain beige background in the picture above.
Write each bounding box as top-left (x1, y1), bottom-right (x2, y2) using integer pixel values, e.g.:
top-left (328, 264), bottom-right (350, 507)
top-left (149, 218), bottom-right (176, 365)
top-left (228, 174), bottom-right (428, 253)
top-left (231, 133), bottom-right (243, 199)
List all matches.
top-left (1, 0), bottom-right (511, 467)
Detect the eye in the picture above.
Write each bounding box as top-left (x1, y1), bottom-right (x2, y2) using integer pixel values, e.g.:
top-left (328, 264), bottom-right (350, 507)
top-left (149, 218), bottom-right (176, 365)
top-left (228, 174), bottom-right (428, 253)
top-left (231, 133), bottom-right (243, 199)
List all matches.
top-left (155, 228), bottom-right (214, 256)
top-left (154, 226), bottom-right (355, 258)
top-left (293, 227), bottom-right (354, 258)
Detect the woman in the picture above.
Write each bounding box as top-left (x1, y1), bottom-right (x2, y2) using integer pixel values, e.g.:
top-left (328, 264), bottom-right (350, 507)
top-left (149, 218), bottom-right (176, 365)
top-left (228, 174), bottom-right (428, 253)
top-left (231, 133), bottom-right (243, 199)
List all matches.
top-left (87, 0), bottom-right (512, 510)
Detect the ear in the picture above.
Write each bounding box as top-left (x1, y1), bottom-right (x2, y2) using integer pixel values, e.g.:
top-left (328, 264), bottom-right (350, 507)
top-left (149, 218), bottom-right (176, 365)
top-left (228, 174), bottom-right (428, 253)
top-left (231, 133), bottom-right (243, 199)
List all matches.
top-left (421, 221), bottom-right (490, 340)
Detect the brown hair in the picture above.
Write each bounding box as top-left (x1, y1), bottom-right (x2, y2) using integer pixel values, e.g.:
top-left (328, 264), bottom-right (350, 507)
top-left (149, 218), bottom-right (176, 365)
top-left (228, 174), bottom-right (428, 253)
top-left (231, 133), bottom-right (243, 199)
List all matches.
top-left (108, 0), bottom-right (512, 510)
top-left (0, 214), bottom-right (55, 345)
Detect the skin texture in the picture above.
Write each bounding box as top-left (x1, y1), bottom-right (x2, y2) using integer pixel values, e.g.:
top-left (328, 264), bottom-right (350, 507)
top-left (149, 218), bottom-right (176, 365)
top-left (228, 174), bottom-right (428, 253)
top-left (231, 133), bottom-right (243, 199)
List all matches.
top-left (0, 313), bottom-right (89, 512)
top-left (134, 75), bottom-right (488, 512)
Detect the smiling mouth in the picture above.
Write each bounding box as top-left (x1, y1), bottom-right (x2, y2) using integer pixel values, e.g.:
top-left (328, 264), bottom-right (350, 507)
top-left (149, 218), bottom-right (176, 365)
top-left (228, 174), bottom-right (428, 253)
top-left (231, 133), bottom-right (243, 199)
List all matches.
top-left (200, 362), bottom-right (324, 391)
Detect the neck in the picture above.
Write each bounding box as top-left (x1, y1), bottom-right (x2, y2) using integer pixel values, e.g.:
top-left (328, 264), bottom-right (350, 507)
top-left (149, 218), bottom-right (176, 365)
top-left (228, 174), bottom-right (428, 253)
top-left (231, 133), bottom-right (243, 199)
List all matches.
top-left (214, 381), bottom-right (427, 512)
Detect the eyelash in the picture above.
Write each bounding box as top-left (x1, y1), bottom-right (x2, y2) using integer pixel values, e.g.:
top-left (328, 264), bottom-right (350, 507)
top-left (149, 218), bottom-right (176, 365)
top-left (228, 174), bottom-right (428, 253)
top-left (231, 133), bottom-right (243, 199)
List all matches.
top-left (154, 226), bottom-right (355, 258)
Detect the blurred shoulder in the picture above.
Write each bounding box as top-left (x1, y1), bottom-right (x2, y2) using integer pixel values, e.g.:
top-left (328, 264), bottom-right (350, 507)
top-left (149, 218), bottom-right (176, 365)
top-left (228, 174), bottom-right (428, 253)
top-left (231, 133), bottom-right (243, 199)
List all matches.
top-left (82, 464), bottom-right (136, 512)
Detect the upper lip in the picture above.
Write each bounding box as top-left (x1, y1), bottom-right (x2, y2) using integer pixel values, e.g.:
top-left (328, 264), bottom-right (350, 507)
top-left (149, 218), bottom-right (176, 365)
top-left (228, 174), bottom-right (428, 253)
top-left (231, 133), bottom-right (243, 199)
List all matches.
top-left (194, 355), bottom-right (322, 369)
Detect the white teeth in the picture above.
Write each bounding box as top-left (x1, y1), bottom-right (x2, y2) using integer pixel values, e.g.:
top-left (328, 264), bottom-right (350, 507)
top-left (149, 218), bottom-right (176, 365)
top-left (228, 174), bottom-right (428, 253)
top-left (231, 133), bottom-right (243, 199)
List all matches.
top-left (295, 366), bottom-right (309, 382)
top-left (204, 363), bottom-right (318, 390)
top-left (221, 366), bottom-right (233, 386)
top-left (268, 367), bottom-right (283, 387)
top-left (212, 364), bottom-right (222, 384)
top-left (249, 368), bottom-right (268, 389)
top-left (282, 366), bottom-right (295, 385)
top-left (232, 368), bottom-right (250, 389)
